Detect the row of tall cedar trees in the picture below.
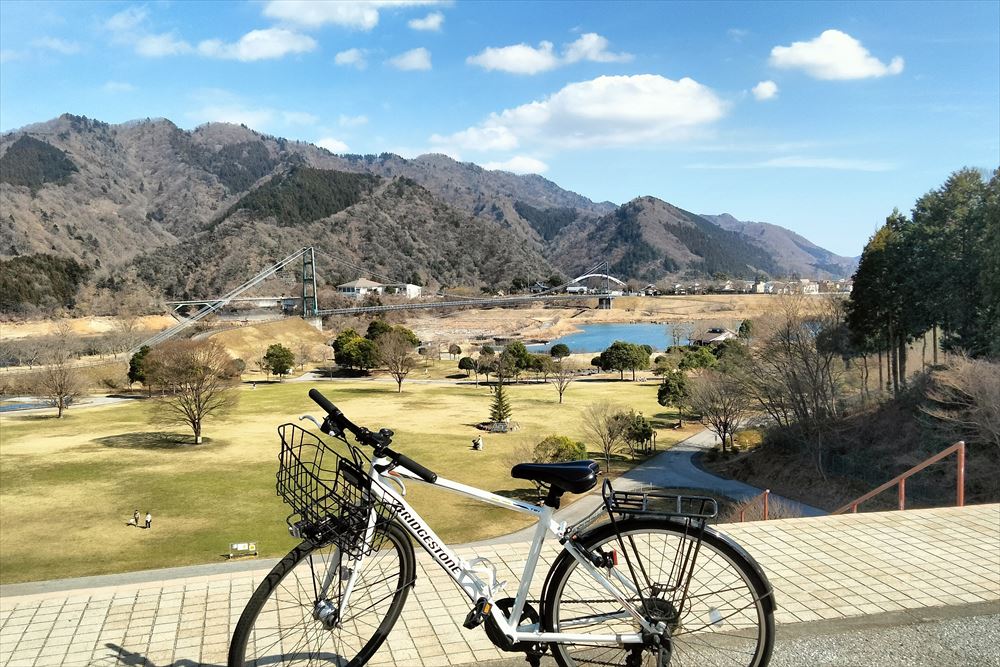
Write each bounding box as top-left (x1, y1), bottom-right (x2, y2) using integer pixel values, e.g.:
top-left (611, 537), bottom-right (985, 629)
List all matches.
top-left (847, 168), bottom-right (1000, 394)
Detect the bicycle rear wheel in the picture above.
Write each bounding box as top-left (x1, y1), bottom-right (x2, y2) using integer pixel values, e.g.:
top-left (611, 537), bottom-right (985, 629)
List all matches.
top-left (543, 518), bottom-right (774, 667)
top-left (229, 521), bottom-right (415, 667)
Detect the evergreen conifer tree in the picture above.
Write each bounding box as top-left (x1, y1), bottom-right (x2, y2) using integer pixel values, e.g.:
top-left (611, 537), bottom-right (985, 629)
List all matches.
top-left (490, 382), bottom-right (512, 423)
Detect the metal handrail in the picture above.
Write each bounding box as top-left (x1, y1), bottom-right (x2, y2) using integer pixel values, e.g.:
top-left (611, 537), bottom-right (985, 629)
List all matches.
top-left (738, 489), bottom-right (770, 522)
top-left (832, 441), bottom-right (965, 515)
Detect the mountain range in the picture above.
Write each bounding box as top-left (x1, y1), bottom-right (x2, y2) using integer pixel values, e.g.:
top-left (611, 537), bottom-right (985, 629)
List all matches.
top-left (0, 114), bottom-right (857, 308)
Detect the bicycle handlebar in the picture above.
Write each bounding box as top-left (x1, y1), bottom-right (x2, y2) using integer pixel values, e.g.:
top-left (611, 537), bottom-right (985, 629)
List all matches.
top-left (308, 388), bottom-right (438, 483)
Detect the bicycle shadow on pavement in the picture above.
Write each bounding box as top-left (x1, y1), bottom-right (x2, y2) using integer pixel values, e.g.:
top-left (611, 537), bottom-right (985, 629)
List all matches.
top-left (104, 643), bottom-right (221, 667)
top-left (105, 643), bottom-right (344, 666)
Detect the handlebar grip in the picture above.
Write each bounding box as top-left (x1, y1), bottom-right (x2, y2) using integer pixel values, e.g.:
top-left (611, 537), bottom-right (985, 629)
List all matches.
top-left (395, 452), bottom-right (438, 483)
top-left (309, 388), bottom-right (338, 416)
top-left (308, 388), bottom-right (361, 437)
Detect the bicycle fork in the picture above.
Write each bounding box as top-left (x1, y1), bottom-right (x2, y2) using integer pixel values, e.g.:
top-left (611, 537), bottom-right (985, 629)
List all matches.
top-left (311, 507), bottom-right (381, 629)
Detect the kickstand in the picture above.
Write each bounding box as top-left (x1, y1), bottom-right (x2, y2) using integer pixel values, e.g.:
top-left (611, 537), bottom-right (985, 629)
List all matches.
top-left (524, 644), bottom-right (548, 667)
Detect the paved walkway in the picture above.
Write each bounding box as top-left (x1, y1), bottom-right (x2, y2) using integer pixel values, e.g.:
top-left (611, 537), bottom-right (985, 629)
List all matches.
top-left (1, 504), bottom-right (997, 667)
top-left (466, 427), bottom-right (823, 550)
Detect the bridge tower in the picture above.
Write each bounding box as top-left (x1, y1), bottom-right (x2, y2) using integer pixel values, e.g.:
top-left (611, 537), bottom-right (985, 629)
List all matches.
top-left (301, 246), bottom-right (318, 317)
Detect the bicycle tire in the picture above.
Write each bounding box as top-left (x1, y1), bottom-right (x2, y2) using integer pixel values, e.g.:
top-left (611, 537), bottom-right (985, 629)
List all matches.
top-left (228, 521), bottom-right (415, 667)
top-left (542, 518), bottom-right (775, 667)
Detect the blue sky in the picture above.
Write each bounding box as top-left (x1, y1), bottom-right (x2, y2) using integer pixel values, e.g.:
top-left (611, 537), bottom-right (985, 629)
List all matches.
top-left (1, 1), bottom-right (997, 256)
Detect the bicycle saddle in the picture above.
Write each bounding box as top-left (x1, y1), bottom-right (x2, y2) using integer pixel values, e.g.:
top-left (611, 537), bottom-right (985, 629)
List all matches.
top-left (510, 460), bottom-right (599, 494)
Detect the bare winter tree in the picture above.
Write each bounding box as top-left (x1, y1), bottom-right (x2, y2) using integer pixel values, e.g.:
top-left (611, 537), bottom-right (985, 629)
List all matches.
top-left (922, 355), bottom-right (1000, 451)
top-left (252, 345), bottom-right (271, 381)
top-left (668, 322), bottom-right (695, 348)
top-left (34, 345), bottom-right (83, 418)
top-left (582, 402), bottom-right (628, 472)
top-left (687, 370), bottom-right (751, 453)
top-left (145, 340), bottom-right (238, 444)
top-left (111, 312), bottom-right (143, 357)
top-left (31, 321), bottom-right (83, 418)
top-left (378, 330), bottom-right (418, 393)
top-left (296, 342), bottom-right (312, 370)
top-left (735, 296), bottom-right (846, 473)
top-left (551, 360), bottom-right (580, 404)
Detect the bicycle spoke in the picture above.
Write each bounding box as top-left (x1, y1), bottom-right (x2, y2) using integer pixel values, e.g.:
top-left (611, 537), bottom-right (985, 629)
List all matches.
top-left (550, 524), bottom-right (770, 667)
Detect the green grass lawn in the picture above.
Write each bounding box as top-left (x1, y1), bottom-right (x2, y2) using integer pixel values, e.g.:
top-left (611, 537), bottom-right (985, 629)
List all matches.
top-left (0, 377), bottom-right (692, 584)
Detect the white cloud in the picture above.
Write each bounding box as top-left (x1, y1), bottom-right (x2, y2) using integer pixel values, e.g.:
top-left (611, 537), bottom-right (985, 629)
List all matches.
top-left (727, 28), bottom-right (748, 42)
top-left (106, 6), bottom-right (314, 62)
top-left (102, 80), bottom-right (136, 93)
top-left (563, 33), bottom-right (632, 64)
top-left (481, 156), bottom-right (549, 175)
top-left (262, 1), bottom-right (440, 31)
top-left (468, 32), bottom-right (631, 75)
top-left (467, 41), bottom-right (559, 74)
top-left (105, 6), bottom-right (148, 33)
top-left (334, 48), bottom-right (367, 68)
top-left (769, 29), bottom-right (904, 80)
top-left (316, 137), bottom-right (350, 153)
top-left (33, 37), bottom-right (82, 55)
top-left (190, 105), bottom-right (276, 129)
top-left (432, 74), bottom-right (726, 151)
top-left (136, 33), bottom-right (193, 57)
top-left (433, 125), bottom-right (520, 151)
top-left (0, 49), bottom-right (25, 64)
top-left (408, 12), bottom-right (443, 31)
top-left (751, 80), bottom-right (778, 101)
top-left (687, 156), bottom-right (894, 172)
top-left (339, 114), bottom-right (368, 127)
top-left (197, 28), bottom-right (316, 61)
top-left (387, 47), bottom-right (431, 71)
top-left (187, 91), bottom-right (318, 133)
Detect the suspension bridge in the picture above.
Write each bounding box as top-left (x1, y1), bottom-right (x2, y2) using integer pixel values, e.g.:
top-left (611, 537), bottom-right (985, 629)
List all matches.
top-left (143, 246), bottom-right (625, 355)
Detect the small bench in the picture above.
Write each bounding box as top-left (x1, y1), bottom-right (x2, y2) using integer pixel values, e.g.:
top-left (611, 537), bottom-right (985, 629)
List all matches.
top-left (227, 541), bottom-right (258, 559)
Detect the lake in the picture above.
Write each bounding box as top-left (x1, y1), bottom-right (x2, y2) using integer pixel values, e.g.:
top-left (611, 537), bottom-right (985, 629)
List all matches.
top-left (526, 323), bottom-right (686, 354)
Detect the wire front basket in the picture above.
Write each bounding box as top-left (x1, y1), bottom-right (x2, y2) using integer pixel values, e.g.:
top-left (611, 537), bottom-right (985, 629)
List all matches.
top-left (276, 423), bottom-right (401, 559)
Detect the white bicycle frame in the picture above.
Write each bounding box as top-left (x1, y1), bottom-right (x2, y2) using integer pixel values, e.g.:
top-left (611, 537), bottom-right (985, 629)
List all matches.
top-left (333, 453), bottom-right (658, 647)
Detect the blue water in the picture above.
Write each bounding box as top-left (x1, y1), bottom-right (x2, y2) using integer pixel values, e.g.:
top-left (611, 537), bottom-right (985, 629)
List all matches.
top-left (526, 323), bottom-right (685, 354)
top-left (0, 401), bottom-right (45, 412)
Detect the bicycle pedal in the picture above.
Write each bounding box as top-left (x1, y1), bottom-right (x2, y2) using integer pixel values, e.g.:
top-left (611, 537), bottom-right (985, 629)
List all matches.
top-left (463, 597), bottom-right (492, 630)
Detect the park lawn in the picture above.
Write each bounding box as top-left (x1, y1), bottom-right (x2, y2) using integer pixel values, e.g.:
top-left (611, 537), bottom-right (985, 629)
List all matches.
top-left (0, 377), bottom-right (690, 584)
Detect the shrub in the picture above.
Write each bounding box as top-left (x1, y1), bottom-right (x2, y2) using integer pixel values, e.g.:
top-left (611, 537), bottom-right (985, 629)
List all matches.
top-left (733, 428), bottom-right (763, 450)
top-left (534, 435), bottom-right (587, 463)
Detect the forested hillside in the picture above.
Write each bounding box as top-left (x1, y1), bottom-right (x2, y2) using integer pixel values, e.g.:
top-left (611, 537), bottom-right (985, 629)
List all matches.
top-left (128, 177), bottom-right (554, 300)
top-left (550, 197), bottom-right (779, 281)
top-left (1, 113), bottom-right (861, 313)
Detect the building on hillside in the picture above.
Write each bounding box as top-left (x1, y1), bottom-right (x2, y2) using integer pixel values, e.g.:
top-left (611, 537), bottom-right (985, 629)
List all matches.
top-left (800, 279), bottom-right (819, 295)
top-left (529, 282), bottom-right (550, 294)
top-left (337, 278), bottom-right (384, 299)
top-left (691, 327), bottom-right (738, 346)
top-left (752, 281), bottom-right (767, 294)
top-left (383, 283), bottom-right (423, 299)
top-left (565, 285), bottom-right (588, 294)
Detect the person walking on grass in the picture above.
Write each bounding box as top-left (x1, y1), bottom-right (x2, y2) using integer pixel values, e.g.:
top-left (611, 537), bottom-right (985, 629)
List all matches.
top-left (133, 509), bottom-right (140, 525)
top-left (145, 512), bottom-right (152, 529)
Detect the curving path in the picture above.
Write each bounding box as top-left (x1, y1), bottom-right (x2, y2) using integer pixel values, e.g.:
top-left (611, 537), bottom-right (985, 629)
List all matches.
top-left (462, 426), bottom-right (825, 549)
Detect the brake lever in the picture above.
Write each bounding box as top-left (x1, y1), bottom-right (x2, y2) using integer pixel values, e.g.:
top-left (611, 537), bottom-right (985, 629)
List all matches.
top-left (298, 415), bottom-right (323, 429)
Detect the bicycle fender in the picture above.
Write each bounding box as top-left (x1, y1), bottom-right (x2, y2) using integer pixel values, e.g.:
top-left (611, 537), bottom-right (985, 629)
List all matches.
top-left (543, 517), bottom-right (776, 615)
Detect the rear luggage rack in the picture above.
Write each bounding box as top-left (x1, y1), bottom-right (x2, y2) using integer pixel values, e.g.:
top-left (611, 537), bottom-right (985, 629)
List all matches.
top-left (606, 488), bottom-right (718, 520)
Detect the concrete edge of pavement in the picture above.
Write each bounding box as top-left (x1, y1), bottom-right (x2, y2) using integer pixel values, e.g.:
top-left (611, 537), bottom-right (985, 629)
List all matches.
top-left (444, 600), bottom-right (1000, 667)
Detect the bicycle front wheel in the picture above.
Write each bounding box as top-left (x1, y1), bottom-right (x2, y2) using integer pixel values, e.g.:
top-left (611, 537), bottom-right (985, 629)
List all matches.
top-left (229, 521), bottom-right (415, 667)
top-left (543, 518), bottom-right (774, 667)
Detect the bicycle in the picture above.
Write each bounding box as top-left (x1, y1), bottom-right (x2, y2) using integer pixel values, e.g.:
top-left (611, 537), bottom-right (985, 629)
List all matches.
top-left (228, 389), bottom-right (775, 667)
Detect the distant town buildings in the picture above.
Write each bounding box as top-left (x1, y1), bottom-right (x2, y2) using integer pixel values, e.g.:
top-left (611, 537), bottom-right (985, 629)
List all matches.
top-left (691, 327), bottom-right (738, 346)
top-left (337, 278), bottom-right (422, 300)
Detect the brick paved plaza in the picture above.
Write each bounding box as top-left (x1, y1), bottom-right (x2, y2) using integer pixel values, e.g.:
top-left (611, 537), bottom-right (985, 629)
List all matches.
top-left (1, 504), bottom-right (998, 666)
